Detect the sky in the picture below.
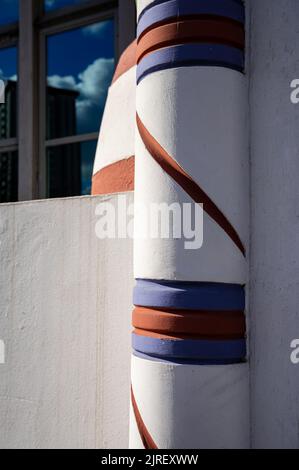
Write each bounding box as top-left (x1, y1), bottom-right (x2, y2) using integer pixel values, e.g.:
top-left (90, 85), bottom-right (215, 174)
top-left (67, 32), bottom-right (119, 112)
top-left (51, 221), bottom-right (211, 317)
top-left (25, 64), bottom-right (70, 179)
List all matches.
top-left (45, 0), bottom-right (91, 11)
top-left (0, 0), bottom-right (115, 137)
top-left (0, 0), bottom-right (19, 26)
top-left (47, 19), bottom-right (115, 135)
top-left (0, 46), bottom-right (17, 79)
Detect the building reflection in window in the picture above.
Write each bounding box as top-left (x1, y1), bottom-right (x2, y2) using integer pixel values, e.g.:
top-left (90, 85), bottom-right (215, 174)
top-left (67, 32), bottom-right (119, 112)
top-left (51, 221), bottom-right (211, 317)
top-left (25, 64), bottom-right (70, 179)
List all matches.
top-left (46, 19), bottom-right (115, 198)
top-left (0, 45), bottom-right (18, 203)
top-left (44, 0), bottom-right (90, 13)
top-left (47, 140), bottom-right (97, 198)
top-left (0, 150), bottom-right (18, 203)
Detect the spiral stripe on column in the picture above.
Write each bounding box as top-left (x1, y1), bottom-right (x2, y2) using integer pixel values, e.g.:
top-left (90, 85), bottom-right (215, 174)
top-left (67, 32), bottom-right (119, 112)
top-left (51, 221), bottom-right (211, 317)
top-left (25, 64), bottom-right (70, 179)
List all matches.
top-left (131, 386), bottom-right (157, 449)
top-left (137, 0), bottom-right (245, 39)
top-left (130, 354), bottom-right (249, 448)
top-left (135, 67), bottom-right (247, 284)
top-left (136, 114), bottom-right (245, 255)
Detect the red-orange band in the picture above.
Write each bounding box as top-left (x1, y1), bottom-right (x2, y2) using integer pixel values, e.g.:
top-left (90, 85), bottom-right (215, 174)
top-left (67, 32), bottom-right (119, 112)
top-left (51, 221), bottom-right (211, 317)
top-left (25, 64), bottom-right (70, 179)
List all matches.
top-left (137, 18), bottom-right (245, 63)
top-left (132, 307), bottom-right (246, 339)
top-left (92, 156), bottom-right (135, 196)
top-left (112, 40), bottom-right (137, 84)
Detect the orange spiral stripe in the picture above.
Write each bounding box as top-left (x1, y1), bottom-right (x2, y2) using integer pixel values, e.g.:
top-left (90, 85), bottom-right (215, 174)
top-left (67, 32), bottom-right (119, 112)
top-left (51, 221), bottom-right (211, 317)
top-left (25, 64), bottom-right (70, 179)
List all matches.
top-left (92, 156), bottom-right (135, 195)
top-left (136, 114), bottom-right (245, 256)
top-left (131, 386), bottom-right (158, 449)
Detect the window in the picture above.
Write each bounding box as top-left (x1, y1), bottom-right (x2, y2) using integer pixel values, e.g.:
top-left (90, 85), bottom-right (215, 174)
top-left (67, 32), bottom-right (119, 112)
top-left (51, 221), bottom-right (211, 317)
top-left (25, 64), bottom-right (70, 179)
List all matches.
top-left (0, 0), bottom-right (136, 203)
top-left (44, 0), bottom-right (91, 12)
top-left (0, 0), bottom-right (19, 26)
top-left (47, 140), bottom-right (97, 197)
top-left (0, 45), bottom-right (18, 203)
top-left (0, 46), bottom-right (18, 140)
top-left (45, 18), bottom-right (115, 197)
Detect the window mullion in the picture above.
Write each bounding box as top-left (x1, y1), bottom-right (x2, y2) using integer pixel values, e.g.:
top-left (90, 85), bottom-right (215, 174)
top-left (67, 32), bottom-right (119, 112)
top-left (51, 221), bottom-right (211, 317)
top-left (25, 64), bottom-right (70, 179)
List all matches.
top-left (18, 0), bottom-right (42, 201)
top-left (117, 0), bottom-right (136, 59)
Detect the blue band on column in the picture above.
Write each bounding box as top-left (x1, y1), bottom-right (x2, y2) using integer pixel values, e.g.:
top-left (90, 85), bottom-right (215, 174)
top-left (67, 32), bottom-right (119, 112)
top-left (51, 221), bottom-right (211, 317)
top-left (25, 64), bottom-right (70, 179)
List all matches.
top-left (132, 333), bottom-right (246, 361)
top-left (133, 350), bottom-right (245, 366)
top-left (138, 0), bottom-right (245, 39)
top-left (133, 279), bottom-right (245, 311)
top-left (137, 44), bottom-right (244, 83)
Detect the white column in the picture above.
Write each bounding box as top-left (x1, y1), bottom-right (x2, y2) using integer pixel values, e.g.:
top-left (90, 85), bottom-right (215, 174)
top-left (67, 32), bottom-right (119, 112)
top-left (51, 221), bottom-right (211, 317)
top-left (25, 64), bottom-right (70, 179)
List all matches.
top-left (131, 0), bottom-right (250, 449)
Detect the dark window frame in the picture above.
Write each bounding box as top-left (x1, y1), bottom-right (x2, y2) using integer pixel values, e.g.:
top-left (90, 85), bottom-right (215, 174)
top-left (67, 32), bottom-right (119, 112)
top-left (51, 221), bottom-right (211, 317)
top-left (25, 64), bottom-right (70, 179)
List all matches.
top-left (0, 0), bottom-right (136, 202)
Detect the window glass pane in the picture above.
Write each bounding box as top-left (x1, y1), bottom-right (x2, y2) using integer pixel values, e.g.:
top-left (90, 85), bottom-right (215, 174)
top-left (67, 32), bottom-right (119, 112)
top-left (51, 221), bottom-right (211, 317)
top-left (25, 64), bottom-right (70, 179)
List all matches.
top-left (44, 0), bottom-right (90, 12)
top-left (0, 151), bottom-right (18, 202)
top-left (47, 140), bottom-right (97, 198)
top-left (81, 140), bottom-right (97, 195)
top-left (46, 19), bottom-right (115, 139)
top-left (0, 0), bottom-right (19, 26)
top-left (0, 46), bottom-right (18, 140)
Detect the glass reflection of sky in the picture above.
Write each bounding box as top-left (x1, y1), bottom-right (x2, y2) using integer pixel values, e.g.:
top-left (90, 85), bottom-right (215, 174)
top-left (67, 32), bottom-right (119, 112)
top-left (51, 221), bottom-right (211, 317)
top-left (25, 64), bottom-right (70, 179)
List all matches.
top-left (44, 0), bottom-right (91, 12)
top-left (46, 18), bottom-right (114, 196)
top-left (47, 19), bottom-right (115, 135)
top-left (0, 46), bottom-right (17, 80)
top-left (0, 0), bottom-right (19, 26)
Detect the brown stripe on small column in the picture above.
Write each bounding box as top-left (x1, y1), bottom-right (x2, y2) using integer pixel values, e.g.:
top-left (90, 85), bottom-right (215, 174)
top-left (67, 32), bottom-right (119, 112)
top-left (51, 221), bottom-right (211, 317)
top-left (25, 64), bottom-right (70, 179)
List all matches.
top-left (91, 156), bottom-right (135, 196)
top-left (137, 18), bottom-right (245, 63)
top-left (112, 40), bottom-right (137, 84)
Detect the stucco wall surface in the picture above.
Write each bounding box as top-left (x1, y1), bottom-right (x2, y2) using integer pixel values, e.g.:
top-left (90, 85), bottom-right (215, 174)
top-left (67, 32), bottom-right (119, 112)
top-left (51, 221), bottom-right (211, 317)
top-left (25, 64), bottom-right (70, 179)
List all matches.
top-left (0, 194), bottom-right (134, 449)
top-left (249, 0), bottom-right (299, 449)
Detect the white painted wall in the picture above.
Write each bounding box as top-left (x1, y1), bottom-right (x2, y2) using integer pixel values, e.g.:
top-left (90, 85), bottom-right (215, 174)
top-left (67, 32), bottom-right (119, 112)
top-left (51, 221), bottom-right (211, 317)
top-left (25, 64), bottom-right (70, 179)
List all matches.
top-left (249, 0), bottom-right (299, 449)
top-left (0, 194), bottom-right (134, 449)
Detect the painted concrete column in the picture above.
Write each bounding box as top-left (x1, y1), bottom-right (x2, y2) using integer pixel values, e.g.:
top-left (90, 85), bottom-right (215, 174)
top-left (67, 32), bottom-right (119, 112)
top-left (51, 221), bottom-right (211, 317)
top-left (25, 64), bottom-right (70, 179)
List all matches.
top-left (249, 0), bottom-right (299, 449)
top-left (131, 0), bottom-right (249, 448)
top-left (92, 41), bottom-right (137, 196)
